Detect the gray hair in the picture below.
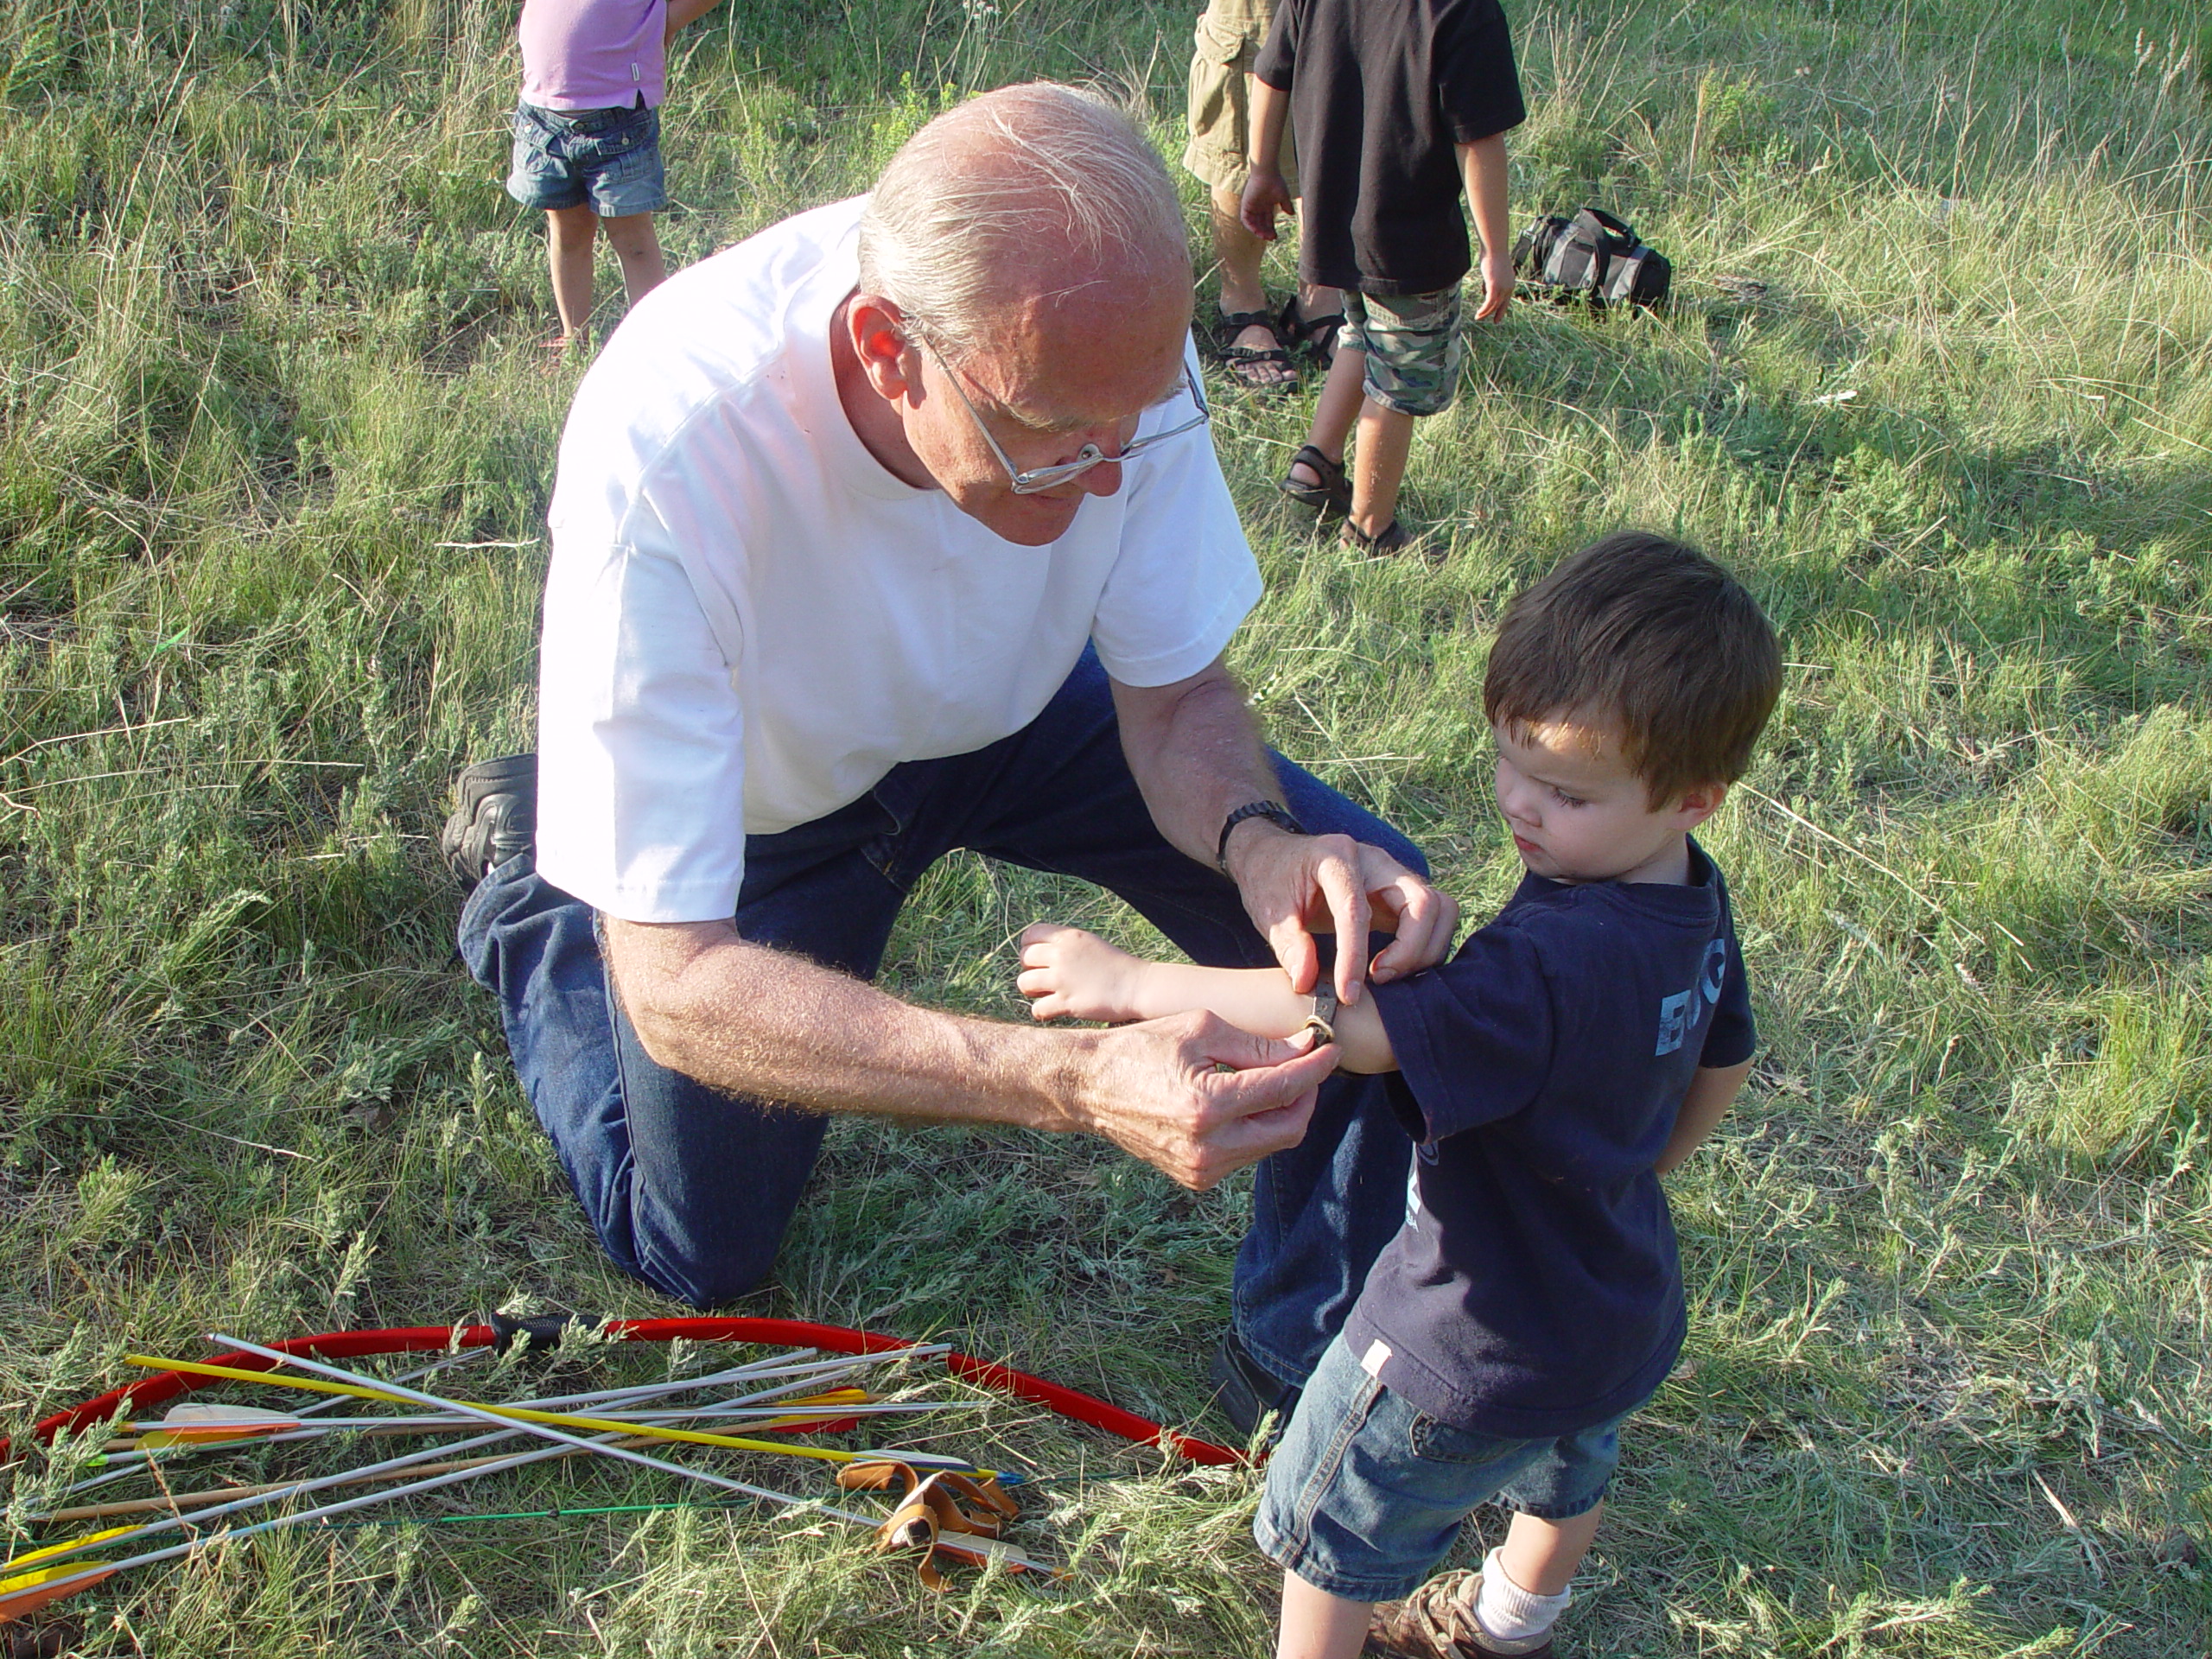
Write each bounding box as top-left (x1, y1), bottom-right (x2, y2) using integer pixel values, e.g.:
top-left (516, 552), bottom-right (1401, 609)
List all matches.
top-left (857, 82), bottom-right (1190, 360)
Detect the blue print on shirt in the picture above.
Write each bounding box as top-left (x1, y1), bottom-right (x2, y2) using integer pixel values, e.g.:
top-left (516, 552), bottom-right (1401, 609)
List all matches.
top-left (1656, 938), bottom-right (1732, 1056)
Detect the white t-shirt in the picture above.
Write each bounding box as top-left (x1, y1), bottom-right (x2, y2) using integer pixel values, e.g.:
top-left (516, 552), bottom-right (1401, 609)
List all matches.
top-left (535, 196), bottom-right (1263, 925)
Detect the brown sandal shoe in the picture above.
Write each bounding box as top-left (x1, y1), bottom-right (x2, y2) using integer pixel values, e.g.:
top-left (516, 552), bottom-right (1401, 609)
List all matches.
top-left (1213, 308), bottom-right (1297, 394)
top-left (1340, 516), bottom-right (1414, 556)
top-left (1281, 297), bottom-right (1344, 368)
top-left (1279, 443), bottom-right (1353, 514)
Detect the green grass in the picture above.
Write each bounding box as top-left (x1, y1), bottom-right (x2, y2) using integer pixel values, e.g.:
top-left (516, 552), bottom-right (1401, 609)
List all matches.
top-left (2, 0), bottom-right (2209, 1651)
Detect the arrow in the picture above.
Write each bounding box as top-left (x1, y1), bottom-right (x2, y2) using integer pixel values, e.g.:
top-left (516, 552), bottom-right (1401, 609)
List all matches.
top-left (129, 1347), bottom-right (991, 1477)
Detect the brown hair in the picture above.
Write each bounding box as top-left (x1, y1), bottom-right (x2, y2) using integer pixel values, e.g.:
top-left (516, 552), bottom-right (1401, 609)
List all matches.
top-left (1484, 532), bottom-right (1783, 806)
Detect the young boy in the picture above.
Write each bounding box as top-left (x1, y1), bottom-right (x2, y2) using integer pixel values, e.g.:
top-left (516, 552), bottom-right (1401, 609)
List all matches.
top-left (1018, 534), bottom-right (1783, 1658)
top-left (505, 0), bottom-right (724, 350)
top-left (1242, 0), bottom-right (1525, 554)
top-left (1183, 0), bottom-right (1342, 394)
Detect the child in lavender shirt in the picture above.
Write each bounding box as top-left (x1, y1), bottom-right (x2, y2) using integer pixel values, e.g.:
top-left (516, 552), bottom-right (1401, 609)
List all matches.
top-left (506, 0), bottom-right (724, 349)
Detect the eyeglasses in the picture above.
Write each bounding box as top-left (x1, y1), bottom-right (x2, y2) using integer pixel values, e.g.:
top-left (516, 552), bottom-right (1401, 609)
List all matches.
top-left (915, 339), bottom-right (1211, 495)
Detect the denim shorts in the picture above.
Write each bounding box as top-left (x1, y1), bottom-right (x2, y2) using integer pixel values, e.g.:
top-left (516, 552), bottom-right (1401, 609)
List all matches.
top-left (1253, 1335), bottom-right (1635, 1602)
top-left (505, 99), bottom-right (667, 217)
top-left (1342, 287), bottom-right (1464, 418)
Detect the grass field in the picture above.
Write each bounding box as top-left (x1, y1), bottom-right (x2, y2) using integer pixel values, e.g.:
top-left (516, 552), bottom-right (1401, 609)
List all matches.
top-left (3, 0), bottom-right (2209, 1652)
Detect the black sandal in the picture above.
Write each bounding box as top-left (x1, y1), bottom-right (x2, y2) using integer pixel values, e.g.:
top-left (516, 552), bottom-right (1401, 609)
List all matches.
top-left (1213, 308), bottom-right (1297, 394)
top-left (1340, 517), bottom-right (1414, 556)
top-left (1280, 298), bottom-right (1345, 368)
top-left (1278, 443), bottom-right (1352, 515)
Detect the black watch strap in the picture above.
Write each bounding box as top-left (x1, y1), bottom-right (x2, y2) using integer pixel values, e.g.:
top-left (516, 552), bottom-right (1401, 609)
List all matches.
top-left (1217, 799), bottom-right (1307, 874)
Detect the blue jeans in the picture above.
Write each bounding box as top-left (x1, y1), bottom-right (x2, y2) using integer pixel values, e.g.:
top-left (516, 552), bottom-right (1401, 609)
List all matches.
top-left (457, 649), bottom-right (1421, 1389)
top-left (1255, 1334), bottom-right (1632, 1601)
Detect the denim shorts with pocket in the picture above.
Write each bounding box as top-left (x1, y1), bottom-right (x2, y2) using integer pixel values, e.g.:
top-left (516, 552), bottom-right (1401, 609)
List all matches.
top-left (505, 99), bottom-right (667, 217)
top-left (1253, 1333), bottom-right (1637, 1602)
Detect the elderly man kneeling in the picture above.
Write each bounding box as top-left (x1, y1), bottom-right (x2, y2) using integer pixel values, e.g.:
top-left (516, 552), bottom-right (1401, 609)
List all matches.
top-left (450, 83), bottom-right (1456, 1428)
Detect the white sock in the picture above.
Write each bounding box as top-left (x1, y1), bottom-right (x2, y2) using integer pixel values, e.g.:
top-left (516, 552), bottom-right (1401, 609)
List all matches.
top-left (1472, 1547), bottom-right (1573, 1644)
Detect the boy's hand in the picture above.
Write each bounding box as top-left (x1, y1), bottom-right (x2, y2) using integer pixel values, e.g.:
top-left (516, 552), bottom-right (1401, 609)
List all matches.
top-left (1240, 166), bottom-right (1294, 240)
top-left (1019, 923), bottom-right (1145, 1024)
top-left (1473, 245), bottom-right (1515, 321)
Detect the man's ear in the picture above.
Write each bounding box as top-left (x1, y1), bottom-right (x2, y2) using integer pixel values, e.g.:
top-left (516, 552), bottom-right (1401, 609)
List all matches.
top-left (845, 293), bottom-right (919, 404)
top-left (1671, 779), bottom-right (1728, 831)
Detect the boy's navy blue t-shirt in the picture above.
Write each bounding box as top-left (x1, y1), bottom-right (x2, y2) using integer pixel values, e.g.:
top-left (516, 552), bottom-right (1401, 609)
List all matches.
top-left (1344, 840), bottom-right (1756, 1438)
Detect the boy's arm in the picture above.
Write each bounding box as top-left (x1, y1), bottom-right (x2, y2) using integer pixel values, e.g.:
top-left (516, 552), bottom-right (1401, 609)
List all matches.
top-left (1456, 134), bottom-right (1514, 321)
top-left (1240, 78), bottom-right (1296, 239)
top-left (664, 0), bottom-right (724, 43)
top-left (1019, 924), bottom-right (1400, 1075)
top-left (1654, 1058), bottom-right (1752, 1176)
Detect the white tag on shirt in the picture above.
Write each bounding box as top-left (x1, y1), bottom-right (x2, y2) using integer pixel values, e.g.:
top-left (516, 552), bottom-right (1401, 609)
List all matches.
top-left (1360, 1339), bottom-right (1393, 1378)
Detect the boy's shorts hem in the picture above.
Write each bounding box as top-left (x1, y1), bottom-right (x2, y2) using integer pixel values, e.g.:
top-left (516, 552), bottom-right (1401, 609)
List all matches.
top-left (505, 100), bottom-right (668, 218)
top-left (1254, 1335), bottom-right (1634, 1601)
top-left (1254, 1515), bottom-right (1438, 1605)
top-left (1344, 288), bottom-right (1464, 417)
top-left (1502, 1496), bottom-right (1608, 1522)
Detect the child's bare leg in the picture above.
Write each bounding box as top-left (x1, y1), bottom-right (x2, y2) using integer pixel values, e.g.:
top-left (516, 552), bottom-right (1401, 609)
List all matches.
top-left (1349, 399), bottom-right (1414, 537)
top-left (1496, 1502), bottom-right (1602, 1597)
top-left (1286, 342), bottom-right (1367, 494)
top-left (546, 204), bottom-right (599, 342)
top-left (1288, 206), bottom-right (1343, 348)
top-left (1277, 1571), bottom-right (1372, 1659)
top-left (602, 211), bottom-right (668, 308)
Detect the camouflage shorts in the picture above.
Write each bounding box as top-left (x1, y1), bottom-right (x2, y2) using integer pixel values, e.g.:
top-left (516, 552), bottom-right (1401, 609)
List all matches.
top-left (1342, 286), bottom-right (1463, 416)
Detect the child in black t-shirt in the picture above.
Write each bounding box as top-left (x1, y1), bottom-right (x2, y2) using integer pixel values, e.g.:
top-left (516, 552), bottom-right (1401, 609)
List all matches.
top-left (1017, 534), bottom-right (1784, 1658)
top-left (1243, 0), bottom-right (1525, 556)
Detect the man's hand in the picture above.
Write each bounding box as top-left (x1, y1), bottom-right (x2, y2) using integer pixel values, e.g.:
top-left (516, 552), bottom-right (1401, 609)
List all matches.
top-left (1225, 823), bottom-right (1460, 1005)
top-left (1072, 1011), bottom-right (1335, 1188)
top-left (1240, 165), bottom-right (1294, 240)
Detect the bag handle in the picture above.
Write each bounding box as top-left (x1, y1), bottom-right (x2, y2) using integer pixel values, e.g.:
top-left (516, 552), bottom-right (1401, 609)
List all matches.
top-left (1570, 207), bottom-right (1638, 252)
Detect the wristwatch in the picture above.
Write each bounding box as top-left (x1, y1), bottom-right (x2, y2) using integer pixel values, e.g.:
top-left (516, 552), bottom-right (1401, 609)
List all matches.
top-left (1216, 799), bottom-right (1307, 875)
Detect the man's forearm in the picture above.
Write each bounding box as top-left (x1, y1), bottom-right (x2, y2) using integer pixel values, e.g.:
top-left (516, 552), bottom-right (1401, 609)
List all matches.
top-left (1110, 667), bottom-right (1281, 868)
top-left (604, 914), bottom-right (1344, 1191)
top-left (607, 918), bottom-right (1083, 1130)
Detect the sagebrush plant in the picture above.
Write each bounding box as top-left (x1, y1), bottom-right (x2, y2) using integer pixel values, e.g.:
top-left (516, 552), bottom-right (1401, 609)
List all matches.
top-left (1, 0), bottom-right (2207, 1652)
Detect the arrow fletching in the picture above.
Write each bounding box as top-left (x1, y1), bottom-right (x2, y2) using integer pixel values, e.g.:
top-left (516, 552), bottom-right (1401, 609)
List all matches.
top-left (138, 1403), bottom-right (300, 1446)
top-left (0, 1563), bottom-right (118, 1624)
